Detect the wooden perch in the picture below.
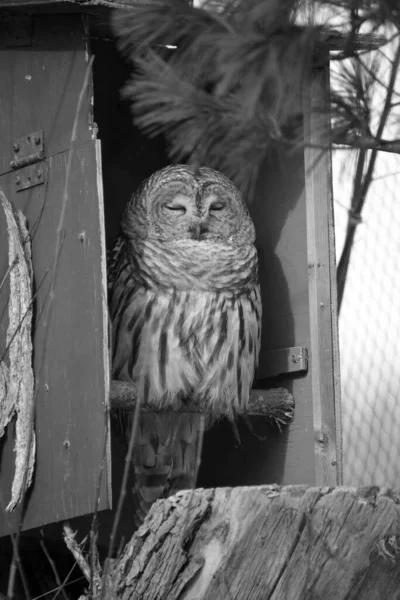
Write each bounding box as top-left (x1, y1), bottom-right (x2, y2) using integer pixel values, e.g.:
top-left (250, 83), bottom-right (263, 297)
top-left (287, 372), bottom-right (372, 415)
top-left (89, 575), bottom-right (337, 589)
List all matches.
top-left (104, 486), bottom-right (400, 600)
top-left (110, 381), bottom-right (295, 428)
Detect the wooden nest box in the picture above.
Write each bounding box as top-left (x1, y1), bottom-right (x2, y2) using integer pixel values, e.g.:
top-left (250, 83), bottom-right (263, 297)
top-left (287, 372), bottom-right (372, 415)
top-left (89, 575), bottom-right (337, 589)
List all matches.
top-left (0, 0), bottom-right (341, 539)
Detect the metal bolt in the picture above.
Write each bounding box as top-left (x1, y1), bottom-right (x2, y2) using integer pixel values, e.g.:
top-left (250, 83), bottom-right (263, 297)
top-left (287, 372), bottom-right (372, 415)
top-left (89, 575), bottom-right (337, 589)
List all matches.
top-left (63, 440), bottom-right (70, 450)
top-left (36, 169), bottom-right (42, 179)
top-left (15, 176), bottom-right (21, 185)
top-left (34, 135), bottom-right (41, 145)
top-left (292, 354), bottom-right (300, 363)
top-left (13, 143), bottom-right (20, 153)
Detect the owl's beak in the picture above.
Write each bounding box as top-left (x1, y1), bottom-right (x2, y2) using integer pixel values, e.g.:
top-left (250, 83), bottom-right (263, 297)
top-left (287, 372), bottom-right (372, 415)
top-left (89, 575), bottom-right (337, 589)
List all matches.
top-left (188, 223), bottom-right (208, 240)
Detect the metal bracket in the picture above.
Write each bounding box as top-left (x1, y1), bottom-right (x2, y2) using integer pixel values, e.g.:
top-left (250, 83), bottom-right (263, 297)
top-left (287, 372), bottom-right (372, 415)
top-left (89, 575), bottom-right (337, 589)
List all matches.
top-left (15, 163), bottom-right (48, 193)
top-left (264, 346), bottom-right (308, 377)
top-left (11, 131), bottom-right (46, 192)
top-left (11, 130), bottom-right (45, 170)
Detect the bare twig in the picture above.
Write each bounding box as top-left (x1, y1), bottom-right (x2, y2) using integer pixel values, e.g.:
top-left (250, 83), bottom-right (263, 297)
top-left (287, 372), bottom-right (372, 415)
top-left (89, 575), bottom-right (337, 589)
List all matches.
top-left (101, 388), bottom-right (143, 600)
top-left (63, 525), bottom-right (91, 584)
top-left (32, 576), bottom-right (86, 600)
top-left (334, 136), bottom-right (400, 153)
top-left (39, 537), bottom-right (70, 600)
top-left (6, 533), bottom-right (31, 600)
top-left (337, 37), bottom-right (400, 310)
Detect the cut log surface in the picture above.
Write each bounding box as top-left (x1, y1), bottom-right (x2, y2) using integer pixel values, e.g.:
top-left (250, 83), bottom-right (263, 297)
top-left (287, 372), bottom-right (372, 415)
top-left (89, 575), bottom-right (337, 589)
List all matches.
top-left (111, 486), bottom-right (400, 600)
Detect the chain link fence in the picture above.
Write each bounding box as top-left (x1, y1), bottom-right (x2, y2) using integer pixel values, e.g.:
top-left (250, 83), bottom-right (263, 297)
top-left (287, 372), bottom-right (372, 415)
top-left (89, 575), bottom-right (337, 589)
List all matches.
top-left (333, 148), bottom-right (400, 487)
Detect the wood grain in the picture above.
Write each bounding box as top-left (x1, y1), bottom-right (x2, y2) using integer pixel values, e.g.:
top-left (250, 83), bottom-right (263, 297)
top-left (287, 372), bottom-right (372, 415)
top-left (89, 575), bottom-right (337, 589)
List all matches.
top-left (0, 142), bottom-right (111, 535)
top-left (0, 15), bottom-right (111, 535)
top-left (0, 14), bottom-right (93, 177)
top-left (303, 64), bottom-right (341, 486)
top-left (108, 486), bottom-right (400, 600)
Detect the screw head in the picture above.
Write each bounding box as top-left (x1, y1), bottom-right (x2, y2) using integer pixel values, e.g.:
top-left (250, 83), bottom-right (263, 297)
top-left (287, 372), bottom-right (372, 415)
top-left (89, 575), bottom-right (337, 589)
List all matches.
top-left (13, 143), bottom-right (20, 153)
top-left (34, 136), bottom-right (41, 145)
top-left (15, 176), bottom-right (20, 185)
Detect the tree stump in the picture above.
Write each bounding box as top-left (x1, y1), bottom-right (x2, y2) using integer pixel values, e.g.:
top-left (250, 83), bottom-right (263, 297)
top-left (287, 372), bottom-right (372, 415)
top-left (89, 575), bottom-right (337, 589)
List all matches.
top-left (108, 486), bottom-right (400, 600)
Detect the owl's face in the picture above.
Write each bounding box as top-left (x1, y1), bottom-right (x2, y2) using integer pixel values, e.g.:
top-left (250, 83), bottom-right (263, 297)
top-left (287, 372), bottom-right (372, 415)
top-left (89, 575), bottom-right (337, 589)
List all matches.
top-left (122, 165), bottom-right (255, 246)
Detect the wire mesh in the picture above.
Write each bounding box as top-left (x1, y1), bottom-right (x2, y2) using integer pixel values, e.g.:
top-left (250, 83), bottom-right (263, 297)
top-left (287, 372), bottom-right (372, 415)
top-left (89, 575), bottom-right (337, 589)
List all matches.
top-left (333, 149), bottom-right (400, 487)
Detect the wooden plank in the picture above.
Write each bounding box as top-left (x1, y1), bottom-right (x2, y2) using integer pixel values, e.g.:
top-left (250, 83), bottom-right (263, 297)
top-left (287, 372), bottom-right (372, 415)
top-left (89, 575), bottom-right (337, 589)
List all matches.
top-left (0, 141), bottom-right (111, 534)
top-left (0, 0), bottom-right (126, 7)
top-left (0, 14), bottom-right (93, 177)
top-left (303, 64), bottom-right (341, 486)
top-left (102, 486), bottom-right (400, 600)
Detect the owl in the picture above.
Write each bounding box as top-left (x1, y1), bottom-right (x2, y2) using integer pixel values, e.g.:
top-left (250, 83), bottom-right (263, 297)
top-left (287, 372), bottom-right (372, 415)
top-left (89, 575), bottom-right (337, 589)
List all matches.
top-left (108, 164), bottom-right (261, 525)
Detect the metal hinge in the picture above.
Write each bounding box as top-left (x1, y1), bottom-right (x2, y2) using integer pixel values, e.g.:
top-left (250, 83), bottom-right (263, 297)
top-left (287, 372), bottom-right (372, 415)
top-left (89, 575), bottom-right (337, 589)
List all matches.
top-left (264, 346), bottom-right (308, 377)
top-left (10, 131), bottom-right (47, 191)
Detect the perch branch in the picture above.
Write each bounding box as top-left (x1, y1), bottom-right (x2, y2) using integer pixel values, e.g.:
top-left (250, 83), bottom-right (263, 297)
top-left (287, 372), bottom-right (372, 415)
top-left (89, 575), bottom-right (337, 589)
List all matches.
top-left (110, 381), bottom-right (295, 429)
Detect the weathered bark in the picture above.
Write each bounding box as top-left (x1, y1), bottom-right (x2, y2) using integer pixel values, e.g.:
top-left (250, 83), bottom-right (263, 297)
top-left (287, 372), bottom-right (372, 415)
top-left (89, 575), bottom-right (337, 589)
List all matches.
top-left (105, 486), bottom-right (400, 600)
top-left (110, 381), bottom-right (295, 428)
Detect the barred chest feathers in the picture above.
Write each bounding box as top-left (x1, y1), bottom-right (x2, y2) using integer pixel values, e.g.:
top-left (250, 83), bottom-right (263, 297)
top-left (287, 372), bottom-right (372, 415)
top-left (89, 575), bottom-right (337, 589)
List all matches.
top-left (110, 237), bottom-right (261, 420)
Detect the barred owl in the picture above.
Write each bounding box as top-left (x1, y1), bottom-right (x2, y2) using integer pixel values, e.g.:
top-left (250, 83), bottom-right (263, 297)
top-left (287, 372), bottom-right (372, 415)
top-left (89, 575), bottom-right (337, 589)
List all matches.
top-left (108, 164), bottom-right (261, 525)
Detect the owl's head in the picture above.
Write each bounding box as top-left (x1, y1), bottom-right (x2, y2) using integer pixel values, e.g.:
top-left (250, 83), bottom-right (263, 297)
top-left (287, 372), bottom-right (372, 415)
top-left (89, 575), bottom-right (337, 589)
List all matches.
top-left (122, 165), bottom-right (255, 246)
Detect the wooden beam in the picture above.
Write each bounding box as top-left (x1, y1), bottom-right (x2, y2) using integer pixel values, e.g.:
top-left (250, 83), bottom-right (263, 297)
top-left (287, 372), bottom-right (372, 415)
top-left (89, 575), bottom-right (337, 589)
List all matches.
top-left (303, 65), bottom-right (342, 486)
top-left (110, 380), bottom-right (295, 428)
top-left (72, 486), bottom-right (400, 599)
top-left (0, 2), bottom-right (390, 56)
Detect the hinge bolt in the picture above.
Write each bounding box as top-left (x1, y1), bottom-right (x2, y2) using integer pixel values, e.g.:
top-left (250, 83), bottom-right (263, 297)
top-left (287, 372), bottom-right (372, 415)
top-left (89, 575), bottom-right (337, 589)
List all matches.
top-left (15, 176), bottom-right (21, 185)
top-left (13, 143), bottom-right (20, 153)
top-left (34, 136), bottom-right (41, 145)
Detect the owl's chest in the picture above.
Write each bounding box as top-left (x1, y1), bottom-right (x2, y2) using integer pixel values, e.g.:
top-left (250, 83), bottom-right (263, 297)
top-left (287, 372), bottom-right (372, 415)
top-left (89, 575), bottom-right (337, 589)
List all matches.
top-left (121, 285), bottom-right (235, 347)
top-left (111, 278), bottom-right (261, 409)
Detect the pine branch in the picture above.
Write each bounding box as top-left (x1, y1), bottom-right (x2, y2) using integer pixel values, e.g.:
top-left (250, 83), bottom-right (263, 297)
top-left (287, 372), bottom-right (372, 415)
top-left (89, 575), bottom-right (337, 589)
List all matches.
top-left (113, 0), bottom-right (319, 197)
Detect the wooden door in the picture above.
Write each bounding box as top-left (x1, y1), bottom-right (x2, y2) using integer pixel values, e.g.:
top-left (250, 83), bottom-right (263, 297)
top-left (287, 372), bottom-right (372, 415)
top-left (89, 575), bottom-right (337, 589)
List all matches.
top-left (0, 13), bottom-right (111, 535)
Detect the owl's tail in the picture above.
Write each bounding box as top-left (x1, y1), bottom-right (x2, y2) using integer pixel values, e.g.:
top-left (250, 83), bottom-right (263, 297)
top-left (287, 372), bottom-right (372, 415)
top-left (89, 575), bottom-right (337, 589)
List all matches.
top-left (119, 411), bottom-right (205, 528)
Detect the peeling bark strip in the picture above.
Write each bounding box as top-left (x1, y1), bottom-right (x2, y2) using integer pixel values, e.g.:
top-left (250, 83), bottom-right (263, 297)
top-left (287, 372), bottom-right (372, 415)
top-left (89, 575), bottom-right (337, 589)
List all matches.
top-left (110, 381), bottom-right (295, 428)
top-left (102, 486), bottom-right (400, 600)
top-left (0, 186), bottom-right (35, 511)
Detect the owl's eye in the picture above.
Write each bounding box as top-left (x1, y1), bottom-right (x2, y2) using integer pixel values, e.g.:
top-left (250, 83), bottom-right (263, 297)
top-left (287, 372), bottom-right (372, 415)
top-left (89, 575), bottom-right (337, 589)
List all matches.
top-left (209, 202), bottom-right (225, 212)
top-left (165, 204), bottom-right (186, 214)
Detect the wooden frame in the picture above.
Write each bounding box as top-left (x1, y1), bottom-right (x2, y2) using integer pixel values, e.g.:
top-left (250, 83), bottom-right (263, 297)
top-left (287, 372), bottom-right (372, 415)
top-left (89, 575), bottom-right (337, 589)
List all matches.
top-left (0, 3), bottom-right (342, 540)
top-left (304, 64), bottom-right (342, 485)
